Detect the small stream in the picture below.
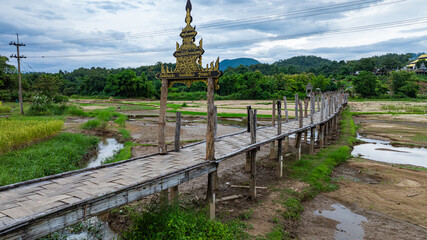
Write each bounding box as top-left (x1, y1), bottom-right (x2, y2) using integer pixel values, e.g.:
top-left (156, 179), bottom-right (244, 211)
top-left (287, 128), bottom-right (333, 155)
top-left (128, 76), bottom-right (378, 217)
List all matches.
top-left (87, 138), bottom-right (124, 168)
top-left (352, 134), bottom-right (427, 168)
top-left (314, 203), bottom-right (367, 240)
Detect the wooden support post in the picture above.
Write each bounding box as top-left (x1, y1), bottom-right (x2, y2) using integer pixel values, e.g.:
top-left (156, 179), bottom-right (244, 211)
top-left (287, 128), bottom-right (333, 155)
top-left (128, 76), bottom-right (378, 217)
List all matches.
top-left (170, 186), bottom-right (179, 202)
top-left (295, 132), bottom-right (302, 161)
top-left (249, 109), bottom-right (257, 199)
top-left (317, 96), bottom-right (320, 112)
top-left (160, 189), bottom-right (169, 205)
top-left (214, 106), bottom-right (218, 141)
top-left (246, 106), bottom-right (251, 132)
top-left (319, 124), bottom-right (324, 148)
top-left (310, 127), bottom-right (315, 154)
top-left (320, 95), bottom-right (324, 122)
top-left (207, 172), bottom-right (215, 220)
top-left (324, 121), bottom-right (328, 145)
top-left (295, 93), bottom-right (299, 120)
top-left (269, 142), bottom-right (276, 160)
top-left (310, 95), bottom-right (314, 124)
top-left (245, 106), bottom-right (251, 173)
top-left (272, 100), bottom-right (276, 127)
top-left (206, 78), bottom-right (215, 161)
top-left (174, 112), bottom-right (181, 152)
top-left (304, 98), bottom-right (308, 117)
top-left (284, 96), bottom-right (289, 122)
top-left (299, 100), bottom-right (303, 128)
top-left (296, 101), bottom-right (303, 160)
top-left (158, 78), bottom-right (168, 154)
top-left (277, 101), bottom-right (283, 177)
top-left (304, 130), bottom-right (308, 144)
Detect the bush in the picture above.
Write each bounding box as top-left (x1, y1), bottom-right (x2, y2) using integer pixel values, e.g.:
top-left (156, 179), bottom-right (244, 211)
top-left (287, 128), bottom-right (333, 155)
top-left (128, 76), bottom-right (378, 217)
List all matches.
top-left (96, 110), bottom-right (113, 121)
top-left (120, 202), bottom-right (245, 240)
top-left (81, 119), bottom-right (107, 130)
top-left (114, 114), bottom-right (127, 127)
top-left (0, 90), bottom-right (11, 101)
top-left (66, 105), bottom-right (89, 117)
top-left (0, 101), bottom-right (11, 113)
top-left (52, 94), bottom-right (69, 103)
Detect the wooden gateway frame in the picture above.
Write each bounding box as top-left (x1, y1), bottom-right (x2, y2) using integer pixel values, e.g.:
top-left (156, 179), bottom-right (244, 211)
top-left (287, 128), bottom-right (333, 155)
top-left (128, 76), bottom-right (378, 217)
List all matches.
top-left (155, 0), bottom-right (222, 161)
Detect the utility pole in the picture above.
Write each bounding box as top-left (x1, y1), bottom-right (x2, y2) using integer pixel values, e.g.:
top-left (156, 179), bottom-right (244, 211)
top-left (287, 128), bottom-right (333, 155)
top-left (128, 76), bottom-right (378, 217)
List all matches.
top-left (10, 33), bottom-right (26, 115)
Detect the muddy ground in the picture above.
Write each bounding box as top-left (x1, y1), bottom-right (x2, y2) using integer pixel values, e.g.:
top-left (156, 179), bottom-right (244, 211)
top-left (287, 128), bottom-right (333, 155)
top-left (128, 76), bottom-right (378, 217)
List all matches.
top-left (66, 99), bottom-right (427, 239)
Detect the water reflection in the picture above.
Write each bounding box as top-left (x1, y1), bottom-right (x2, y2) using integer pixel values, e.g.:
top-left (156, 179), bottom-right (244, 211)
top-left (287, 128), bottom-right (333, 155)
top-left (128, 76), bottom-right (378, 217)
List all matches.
top-left (87, 138), bottom-right (124, 168)
top-left (352, 134), bottom-right (427, 168)
top-left (314, 203), bottom-right (367, 240)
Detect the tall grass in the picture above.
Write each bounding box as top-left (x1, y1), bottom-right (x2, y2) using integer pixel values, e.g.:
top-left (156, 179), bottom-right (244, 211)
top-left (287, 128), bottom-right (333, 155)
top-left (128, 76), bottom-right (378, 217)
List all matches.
top-left (0, 119), bottom-right (64, 154)
top-left (0, 133), bottom-right (98, 186)
top-left (380, 104), bottom-right (427, 113)
top-left (119, 201), bottom-right (246, 240)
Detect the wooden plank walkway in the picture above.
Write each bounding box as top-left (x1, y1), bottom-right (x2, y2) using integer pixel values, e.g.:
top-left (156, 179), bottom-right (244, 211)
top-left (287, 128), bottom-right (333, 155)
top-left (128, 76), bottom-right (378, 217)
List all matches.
top-left (0, 105), bottom-right (343, 239)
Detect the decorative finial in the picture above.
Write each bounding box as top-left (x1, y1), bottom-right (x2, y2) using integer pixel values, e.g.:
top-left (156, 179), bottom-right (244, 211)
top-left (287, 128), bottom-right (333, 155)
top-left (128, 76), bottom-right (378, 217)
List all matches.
top-left (186, 0), bottom-right (192, 12)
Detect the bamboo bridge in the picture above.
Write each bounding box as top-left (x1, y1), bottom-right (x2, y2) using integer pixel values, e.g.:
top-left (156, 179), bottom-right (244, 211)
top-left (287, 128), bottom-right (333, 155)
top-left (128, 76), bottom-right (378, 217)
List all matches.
top-left (0, 93), bottom-right (348, 239)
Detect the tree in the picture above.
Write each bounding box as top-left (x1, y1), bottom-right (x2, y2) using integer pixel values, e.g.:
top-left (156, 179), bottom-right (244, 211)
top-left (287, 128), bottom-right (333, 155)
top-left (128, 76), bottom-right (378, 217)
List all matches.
top-left (390, 71), bottom-right (419, 98)
top-left (356, 58), bottom-right (376, 72)
top-left (352, 71), bottom-right (381, 97)
top-left (32, 74), bottom-right (61, 97)
top-left (104, 70), bottom-right (153, 98)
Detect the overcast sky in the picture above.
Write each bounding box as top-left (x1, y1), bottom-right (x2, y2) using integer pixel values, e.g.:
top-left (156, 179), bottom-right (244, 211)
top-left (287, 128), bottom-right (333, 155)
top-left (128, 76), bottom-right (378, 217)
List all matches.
top-left (0, 0), bottom-right (426, 73)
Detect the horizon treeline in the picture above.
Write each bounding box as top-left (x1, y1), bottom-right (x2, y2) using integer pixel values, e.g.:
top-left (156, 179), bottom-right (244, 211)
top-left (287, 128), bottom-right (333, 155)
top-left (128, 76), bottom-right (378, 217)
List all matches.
top-left (1, 53), bottom-right (425, 102)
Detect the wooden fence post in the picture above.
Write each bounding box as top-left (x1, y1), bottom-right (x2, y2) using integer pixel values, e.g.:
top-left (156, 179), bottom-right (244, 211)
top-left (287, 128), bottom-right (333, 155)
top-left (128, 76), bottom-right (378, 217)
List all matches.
top-left (174, 112), bottom-right (181, 152)
top-left (245, 106), bottom-right (251, 173)
top-left (206, 77), bottom-right (216, 219)
top-left (295, 100), bottom-right (303, 160)
top-left (249, 109), bottom-right (257, 199)
top-left (295, 93), bottom-right (299, 120)
top-left (310, 127), bottom-right (315, 154)
top-left (206, 77), bottom-right (215, 161)
top-left (283, 96), bottom-right (289, 153)
top-left (207, 172), bottom-right (215, 220)
top-left (158, 78), bottom-right (168, 154)
top-left (272, 100), bottom-right (276, 127)
top-left (270, 100), bottom-right (276, 160)
top-left (277, 101), bottom-right (283, 178)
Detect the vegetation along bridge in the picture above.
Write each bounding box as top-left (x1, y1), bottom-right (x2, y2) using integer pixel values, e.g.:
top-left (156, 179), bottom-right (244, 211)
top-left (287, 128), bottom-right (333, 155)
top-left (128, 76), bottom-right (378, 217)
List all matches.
top-left (0, 92), bottom-right (348, 239)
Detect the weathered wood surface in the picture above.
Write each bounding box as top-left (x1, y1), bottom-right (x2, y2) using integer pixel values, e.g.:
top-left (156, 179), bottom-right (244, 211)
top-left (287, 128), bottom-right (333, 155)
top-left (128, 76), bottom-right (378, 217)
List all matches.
top-left (0, 95), bottom-right (348, 239)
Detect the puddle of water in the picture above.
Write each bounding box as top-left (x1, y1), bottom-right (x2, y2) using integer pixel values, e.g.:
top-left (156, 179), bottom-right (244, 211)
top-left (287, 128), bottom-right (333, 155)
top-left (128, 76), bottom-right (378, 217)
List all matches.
top-left (352, 134), bottom-right (427, 168)
top-left (86, 138), bottom-right (124, 168)
top-left (314, 203), bottom-right (367, 240)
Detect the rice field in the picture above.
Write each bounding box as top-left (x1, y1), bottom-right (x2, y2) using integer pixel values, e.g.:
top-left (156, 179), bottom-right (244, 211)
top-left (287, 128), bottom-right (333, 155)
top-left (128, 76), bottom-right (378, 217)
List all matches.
top-left (0, 118), bottom-right (64, 154)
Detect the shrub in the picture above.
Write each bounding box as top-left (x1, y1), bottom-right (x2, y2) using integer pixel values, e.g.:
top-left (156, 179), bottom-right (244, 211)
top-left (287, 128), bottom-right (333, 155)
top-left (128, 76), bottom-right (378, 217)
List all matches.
top-left (67, 105), bottom-right (89, 117)
top-left (120, 202), bottom-right (245, 240)
top-left (81, 119), bottom-right (107, 131)
top-left (114, 114), bottom-right (127, 127)
top-left (0, 90), bottom-right (11, 101)
top-left (52, 94), bottom-right (69, 103)
top-left (96, 110), bottom-right (113, 121)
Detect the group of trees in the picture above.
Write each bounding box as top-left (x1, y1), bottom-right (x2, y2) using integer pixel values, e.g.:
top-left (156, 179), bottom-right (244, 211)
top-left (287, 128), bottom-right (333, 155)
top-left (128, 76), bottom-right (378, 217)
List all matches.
top-left (0, 53), bottom-right (424, 103)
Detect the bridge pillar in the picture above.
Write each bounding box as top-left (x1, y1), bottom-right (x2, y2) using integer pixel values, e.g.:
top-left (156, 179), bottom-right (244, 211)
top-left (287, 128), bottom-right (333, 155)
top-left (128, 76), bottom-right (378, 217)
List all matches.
top-left (310, 127), bottom-right (315, 154)
top-left (158, 78), bottom-right (168, 154)
top-left (245, 106), bottom-right (251, 173)
top-left (249, 109), bottom-right (257, 199)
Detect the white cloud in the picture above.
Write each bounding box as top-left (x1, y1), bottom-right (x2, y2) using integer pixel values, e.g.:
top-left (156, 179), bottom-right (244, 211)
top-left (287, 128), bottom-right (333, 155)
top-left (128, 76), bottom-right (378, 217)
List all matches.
top-left (0, 0), bottom-right (425, 72)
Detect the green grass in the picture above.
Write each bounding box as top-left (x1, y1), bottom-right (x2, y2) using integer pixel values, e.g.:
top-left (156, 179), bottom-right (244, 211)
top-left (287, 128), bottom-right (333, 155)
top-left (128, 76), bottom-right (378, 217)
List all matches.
top-left (119, 128), bottom-right (132, 140)
top-left (0, 132), bottom-right (98, 186)
top-left (81, 119), bottom-right (107, 130)
top-left (0, 105), bottom-right (11, 113)
top-left (118, 201), bottom-right (247, 240)
top-left (103, 141), bottom-right (134, 164)
top-left (0, 118), bottom-right (64, 154)
top-left (411, 133), bottom-right (427, 142)
top-left (380, 104), bottom-right (427, 113)
top-left (66, 105), bottom-right (89, 117)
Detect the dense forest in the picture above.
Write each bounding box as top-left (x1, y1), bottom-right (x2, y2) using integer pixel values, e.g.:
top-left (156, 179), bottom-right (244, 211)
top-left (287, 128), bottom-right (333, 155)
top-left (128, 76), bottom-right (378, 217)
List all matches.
top-left (1, 53), bottom-right (425, 106)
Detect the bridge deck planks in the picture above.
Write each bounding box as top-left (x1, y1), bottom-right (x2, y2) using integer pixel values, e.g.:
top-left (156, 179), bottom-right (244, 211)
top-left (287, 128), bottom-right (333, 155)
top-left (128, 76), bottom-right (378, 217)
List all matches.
top-left (0, 109), bottom-right (338, 238)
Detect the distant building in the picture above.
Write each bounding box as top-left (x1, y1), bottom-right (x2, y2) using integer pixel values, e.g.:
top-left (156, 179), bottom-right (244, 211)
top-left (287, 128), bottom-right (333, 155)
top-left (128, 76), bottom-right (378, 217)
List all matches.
top-left (407, 54), bottom-right (427, 74)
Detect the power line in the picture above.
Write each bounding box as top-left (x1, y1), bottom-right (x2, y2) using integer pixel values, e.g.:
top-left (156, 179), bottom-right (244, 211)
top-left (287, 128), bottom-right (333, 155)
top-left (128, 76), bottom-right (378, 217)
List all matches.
top-left (27, 16), bottom-right (427, 59)
top-left (25, 0), bottom-right (405, 46)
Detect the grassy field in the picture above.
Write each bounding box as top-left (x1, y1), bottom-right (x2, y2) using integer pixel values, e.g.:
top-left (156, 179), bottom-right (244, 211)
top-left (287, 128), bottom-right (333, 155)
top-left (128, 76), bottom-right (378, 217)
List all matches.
top-left (0, 118), bottom-right (64, 154)
top-left (0, 132), bottom-right (98, 186)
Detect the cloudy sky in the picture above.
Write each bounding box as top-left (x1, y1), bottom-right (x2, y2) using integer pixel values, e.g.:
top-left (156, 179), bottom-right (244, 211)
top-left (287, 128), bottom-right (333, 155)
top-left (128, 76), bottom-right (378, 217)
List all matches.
top-left (0, 0), bottom-right (426, 73)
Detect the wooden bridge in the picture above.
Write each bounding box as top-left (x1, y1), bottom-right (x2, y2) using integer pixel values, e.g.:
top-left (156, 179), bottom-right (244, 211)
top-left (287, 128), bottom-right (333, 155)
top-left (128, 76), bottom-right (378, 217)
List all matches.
top-left (0, 93), bottom-right (348, 239)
